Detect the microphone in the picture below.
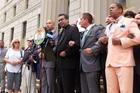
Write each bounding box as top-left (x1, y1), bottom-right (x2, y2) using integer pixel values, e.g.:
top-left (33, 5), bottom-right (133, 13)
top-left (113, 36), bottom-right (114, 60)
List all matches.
top-left (46, 33), bottom-right (54, 39)
top-left (44, 32), bottom-right (54, 47)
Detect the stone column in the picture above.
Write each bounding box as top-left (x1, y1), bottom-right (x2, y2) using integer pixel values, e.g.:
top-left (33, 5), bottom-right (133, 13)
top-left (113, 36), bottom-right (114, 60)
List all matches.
top-left (126, 0), bottom-right (140, 12)
top-left (80, 0), bottom-right (109, 25)
top-left (40, 0), bottom-right (69, 27)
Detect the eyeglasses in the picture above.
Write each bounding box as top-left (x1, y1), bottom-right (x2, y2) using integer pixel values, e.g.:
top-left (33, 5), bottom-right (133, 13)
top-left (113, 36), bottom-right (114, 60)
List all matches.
top-left (58, 18), bottom-right (65, 22)
top-left (14, 41), bottom-right (20, 44)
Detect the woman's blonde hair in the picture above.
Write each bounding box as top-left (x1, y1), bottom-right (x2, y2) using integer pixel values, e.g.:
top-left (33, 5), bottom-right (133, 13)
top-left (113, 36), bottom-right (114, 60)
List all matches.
top-left (11, 39), bottom-right (20, 49)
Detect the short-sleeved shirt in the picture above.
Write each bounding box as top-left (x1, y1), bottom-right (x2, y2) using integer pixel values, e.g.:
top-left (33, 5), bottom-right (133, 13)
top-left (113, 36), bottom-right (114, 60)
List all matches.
top-left (5, 48), bottom-right (23, 73)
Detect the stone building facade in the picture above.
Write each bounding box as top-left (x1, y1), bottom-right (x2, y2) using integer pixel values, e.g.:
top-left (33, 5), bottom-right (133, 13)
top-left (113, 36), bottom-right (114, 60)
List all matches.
top-left (0, 0), bottom-right (140, 47)
top-left (0, 0), bottom-right (41, 47)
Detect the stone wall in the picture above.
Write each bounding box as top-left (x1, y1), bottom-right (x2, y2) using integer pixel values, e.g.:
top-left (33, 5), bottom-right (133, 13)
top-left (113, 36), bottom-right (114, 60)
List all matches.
top-left (0, 0), bottom-right (41, 47)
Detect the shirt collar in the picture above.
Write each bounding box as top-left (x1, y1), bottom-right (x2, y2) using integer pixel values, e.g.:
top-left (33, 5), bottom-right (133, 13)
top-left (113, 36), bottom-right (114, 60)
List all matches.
top-left (51, 29), bottom-right (55, 33)
top-left (86, 24), bottom-right (95, 31)
top-left (116, 16), bottom-right (124, 23)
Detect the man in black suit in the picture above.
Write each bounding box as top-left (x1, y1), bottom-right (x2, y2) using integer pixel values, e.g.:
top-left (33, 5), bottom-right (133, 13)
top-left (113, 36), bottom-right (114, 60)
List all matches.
top-left (80, 13), bottom-right (105, 93)
top-left (127, 12), bottom-right (140, 93)
top-left (133, 12), bottom-right (140, 93)
top-left (55, 13), bottom-right (80, 93)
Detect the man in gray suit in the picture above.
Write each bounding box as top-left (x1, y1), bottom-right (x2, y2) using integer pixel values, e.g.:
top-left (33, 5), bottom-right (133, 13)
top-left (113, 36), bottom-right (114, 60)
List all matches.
top-left (41, 20), bottom-right (58, 93)
top-left (0, 40), bottom-right (7, 93)
top-left (80, 13), bottom-right (105, 93)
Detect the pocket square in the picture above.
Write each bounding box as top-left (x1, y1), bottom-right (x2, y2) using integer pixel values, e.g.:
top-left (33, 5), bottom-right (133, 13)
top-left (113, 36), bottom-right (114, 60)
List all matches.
top-left (120, 24), bottom-right (125, 28)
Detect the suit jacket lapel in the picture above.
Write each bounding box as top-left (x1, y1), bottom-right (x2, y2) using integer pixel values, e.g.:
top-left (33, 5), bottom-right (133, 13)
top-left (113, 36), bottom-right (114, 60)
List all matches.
top-left (58, 28), bottom-right (65, 45)
top-left (82, 25), bottom-right (96, 48)
top-left (112, 18), bottom-right (126, 38)
top-left (106, 24), bottom-right (111, 36)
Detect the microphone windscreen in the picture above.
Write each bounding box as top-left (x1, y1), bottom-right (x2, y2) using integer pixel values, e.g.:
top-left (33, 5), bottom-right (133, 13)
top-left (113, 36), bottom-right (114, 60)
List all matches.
top-left (46, 33), bottom-right (53, 38)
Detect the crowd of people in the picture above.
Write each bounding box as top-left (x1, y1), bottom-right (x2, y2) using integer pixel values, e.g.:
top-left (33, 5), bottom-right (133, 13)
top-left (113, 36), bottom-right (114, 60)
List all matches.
top-left (0, 2), bottom-right (140, 93)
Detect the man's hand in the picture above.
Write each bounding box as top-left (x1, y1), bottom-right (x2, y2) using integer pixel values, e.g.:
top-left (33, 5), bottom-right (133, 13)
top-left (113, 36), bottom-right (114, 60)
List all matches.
top-left (29, 56), bottom-right (34, 62)
top-left (127, 33), bottom-right (135, 39)
top-left (39, 53), bottom-right (45, 59)
top-left (35, 48), bottom-right (42, 53)
top-left (69, 41), bottom-right (75, 47)
top-left (17, 60), bottom-right (22, 64)
top-left (98, 36), bottom-right (108, 43)
top-left (83, 48), bottom-right (93, 54)
top-left (59, 51), bottom-right (67, 57)
top-left (112, 38), bottom-right (121, 45)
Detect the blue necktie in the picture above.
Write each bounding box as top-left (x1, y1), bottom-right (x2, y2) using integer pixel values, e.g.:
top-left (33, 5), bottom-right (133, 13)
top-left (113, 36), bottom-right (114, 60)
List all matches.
top-left (81, 29), bottom-right (88, 47)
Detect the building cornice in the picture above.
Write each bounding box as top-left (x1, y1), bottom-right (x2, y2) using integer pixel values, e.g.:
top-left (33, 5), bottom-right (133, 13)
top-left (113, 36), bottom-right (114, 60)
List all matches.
top-left (0, 0), bottom-right (20, 12)
top-left (0, 2), bottom-right (41, 29)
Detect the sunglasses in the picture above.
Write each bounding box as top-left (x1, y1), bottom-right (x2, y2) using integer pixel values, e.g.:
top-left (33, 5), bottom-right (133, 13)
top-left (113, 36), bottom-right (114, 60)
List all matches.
top-left (14, 41), bottom-right (20, 44)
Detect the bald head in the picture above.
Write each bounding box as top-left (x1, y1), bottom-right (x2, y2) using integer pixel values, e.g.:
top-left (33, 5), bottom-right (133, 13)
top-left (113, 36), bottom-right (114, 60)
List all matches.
top-left (46, 20), bottom-right (55, 31)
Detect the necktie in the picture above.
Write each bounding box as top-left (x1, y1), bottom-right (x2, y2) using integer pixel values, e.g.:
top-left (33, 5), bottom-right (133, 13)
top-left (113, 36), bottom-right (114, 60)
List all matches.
top-left (81, 29), bottom-right (88, 47)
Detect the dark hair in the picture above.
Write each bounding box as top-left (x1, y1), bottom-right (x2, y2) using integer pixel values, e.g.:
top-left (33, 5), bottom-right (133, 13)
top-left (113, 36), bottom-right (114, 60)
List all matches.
top-left (82, 13), bottom-right (93, 24)
top-left (58, 13), bottom-right (69, 19)
top-left (113, 2), bottom-right (123, 14)
top-left (124, 11), bottom-right (136, 18)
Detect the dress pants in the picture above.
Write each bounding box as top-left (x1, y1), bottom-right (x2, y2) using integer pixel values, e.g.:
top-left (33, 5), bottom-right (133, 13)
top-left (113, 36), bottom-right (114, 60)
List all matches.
top-left (21, 65), bottom-right (36, 93)
top-left (133, 72), bottom-right (140, 93)
top-left (0, 63), bottom-right (6, 92)
top-left (106, 66), bottom-right (133, 93)
top-left (57, 69), bottom-right (76, 93)
top-left (41, 61), bottom-right (55, 93)
top-left (80, 71), bottom-right (100, 93)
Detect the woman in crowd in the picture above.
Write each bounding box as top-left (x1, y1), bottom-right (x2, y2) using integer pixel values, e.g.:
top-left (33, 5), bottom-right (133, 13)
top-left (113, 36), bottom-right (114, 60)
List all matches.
top-left (4, 39), bottom-right (23, 93)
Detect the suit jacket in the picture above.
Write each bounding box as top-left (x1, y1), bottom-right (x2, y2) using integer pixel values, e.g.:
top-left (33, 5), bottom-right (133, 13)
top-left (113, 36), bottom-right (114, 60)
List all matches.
top-left (55, 24), bottom-right (80, 70)
top-left (133, 45), bottom-right (140, 75)
top-left (0, 47), bottom-right (7, 63)
top-left (80, 24), bottom-right (105, 72)
top-left (106, 17), bottom-right (140, 67)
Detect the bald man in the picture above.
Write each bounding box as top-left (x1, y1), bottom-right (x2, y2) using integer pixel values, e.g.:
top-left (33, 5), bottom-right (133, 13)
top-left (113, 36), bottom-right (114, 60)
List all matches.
top-left (41, 20), bottom-right (58, 93)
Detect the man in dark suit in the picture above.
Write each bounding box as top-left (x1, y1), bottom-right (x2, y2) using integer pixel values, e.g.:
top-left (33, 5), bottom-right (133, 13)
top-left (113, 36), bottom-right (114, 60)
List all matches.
top-left (125, 12), bottom-right (140, 93)
top-left (55, 13), bottom-right (80, 93)
top-left (133, 12), bottom-right (140, 93)
top-left (80, 13), bottom-right (105, 93)
top-left (41, 20), bottom-right (58, 93)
